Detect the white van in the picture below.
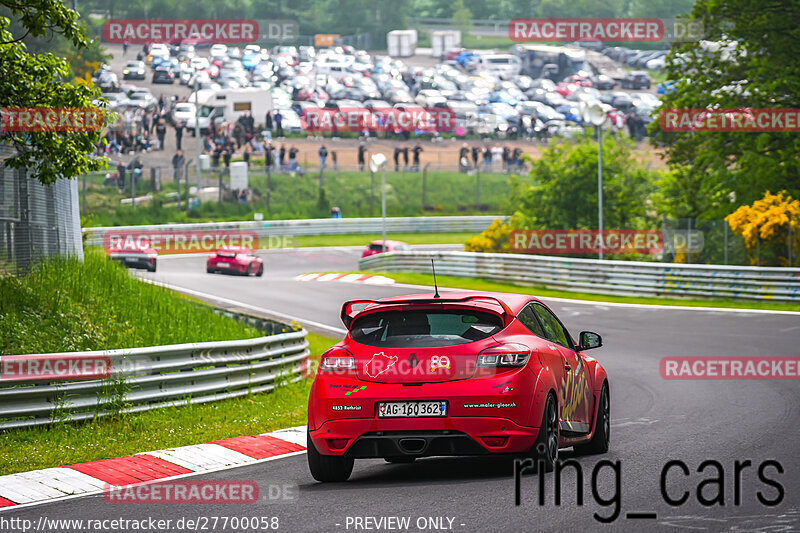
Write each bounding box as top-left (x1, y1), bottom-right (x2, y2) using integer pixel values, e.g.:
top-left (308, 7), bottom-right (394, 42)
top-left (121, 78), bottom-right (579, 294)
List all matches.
top-left (186, 88), bottom-right (273, 134)
top-left (477, 53), bottom-right (521, 79)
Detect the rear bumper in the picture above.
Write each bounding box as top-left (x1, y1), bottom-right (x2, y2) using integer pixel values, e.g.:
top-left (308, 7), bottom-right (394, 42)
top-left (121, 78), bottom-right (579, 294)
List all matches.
top-left (308, 368), bottom-right (546, 457)
top-left (311, 418), bottom-right (539, 458)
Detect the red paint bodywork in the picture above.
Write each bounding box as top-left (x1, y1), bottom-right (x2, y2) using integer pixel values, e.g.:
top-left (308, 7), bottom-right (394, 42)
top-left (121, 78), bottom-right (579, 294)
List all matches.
top-left (361, 240), bottom-right (412, 258)
top-left (206, 246), bottom-right (263, 275)
top-left (308, 291), bottom-right (609, 457)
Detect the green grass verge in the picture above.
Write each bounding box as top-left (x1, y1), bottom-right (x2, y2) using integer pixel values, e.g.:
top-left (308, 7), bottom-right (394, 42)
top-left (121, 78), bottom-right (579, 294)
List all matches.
top-left (356, 271), bottom-right (800, 312)
top-left (0, 252), bottom-right (263, 355)
top-left (0, 331), bottom-right (337, 475)
top-left (0, 332), bottom-right (338, 476)
top-left (83, 169), bottom-right (512, 227)
top-left (290, 232), bottom-right (473, 248)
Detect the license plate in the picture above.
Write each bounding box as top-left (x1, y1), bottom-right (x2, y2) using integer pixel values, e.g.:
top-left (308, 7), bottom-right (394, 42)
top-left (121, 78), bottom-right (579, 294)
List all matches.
top-left (377, 401), bottom-right (447, 418)
top-left (217, 262), bottom-right (230, 267)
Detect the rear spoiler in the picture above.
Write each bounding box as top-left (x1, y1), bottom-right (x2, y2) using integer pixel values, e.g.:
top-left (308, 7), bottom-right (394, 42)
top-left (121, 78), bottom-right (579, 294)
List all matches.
top-left (340, 296), bottom-right (514, 329)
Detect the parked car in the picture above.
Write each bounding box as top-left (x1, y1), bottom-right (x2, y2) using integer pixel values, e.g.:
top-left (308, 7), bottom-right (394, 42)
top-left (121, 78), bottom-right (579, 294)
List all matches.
top-left (152, 66), bottom-right (175, 84)
top-left (122, 61), bottom-right (146, 80)
top-left (206, 247), bottom-right (263, 276)
top-left (621, 71), bottom-right (652, 90)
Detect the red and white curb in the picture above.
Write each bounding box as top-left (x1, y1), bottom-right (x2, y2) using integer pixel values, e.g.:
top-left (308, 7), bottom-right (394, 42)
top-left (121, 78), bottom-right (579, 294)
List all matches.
top-left (0, 426), bottom-right (307, 511)
top-left (294, 272), bottom-right (395, 285)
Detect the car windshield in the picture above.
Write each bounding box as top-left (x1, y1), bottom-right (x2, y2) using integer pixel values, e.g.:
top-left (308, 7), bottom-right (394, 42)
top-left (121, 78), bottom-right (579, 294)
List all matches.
top-left (350, 309), bottom-right (503, 348)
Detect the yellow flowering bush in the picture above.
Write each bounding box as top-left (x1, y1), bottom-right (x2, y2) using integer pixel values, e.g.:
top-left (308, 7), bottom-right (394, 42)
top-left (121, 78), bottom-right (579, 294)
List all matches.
top-left (464, 219), bottom-right (513, 252)
top-left (725, 191), bottom-right (800, 266)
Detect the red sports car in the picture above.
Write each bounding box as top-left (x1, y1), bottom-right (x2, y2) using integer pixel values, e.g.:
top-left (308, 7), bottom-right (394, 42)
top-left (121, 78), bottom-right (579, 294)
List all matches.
top-left (107, 242), bottom-right (158, 272)
top-left (307, 291), bottom-right (609, 482)
top-left (361, 240), bottom-right (412, 258)
top-left (206, 246), bottom-right (263, 276)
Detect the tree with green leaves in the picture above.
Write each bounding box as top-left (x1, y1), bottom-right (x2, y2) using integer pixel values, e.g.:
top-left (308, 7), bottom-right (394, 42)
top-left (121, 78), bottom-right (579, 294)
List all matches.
top-left (654, 0), bottom-right (800, 220)
top-left (1, 0), bottom-right (105, 185)
top-left (509, 135), bottom-right (658, 231)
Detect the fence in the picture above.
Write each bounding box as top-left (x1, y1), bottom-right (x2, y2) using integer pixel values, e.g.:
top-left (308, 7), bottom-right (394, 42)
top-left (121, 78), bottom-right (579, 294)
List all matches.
top-left (0, 146), bottom-right (83, 274)
top-left (0, 311), bottom-right (309, 430)
top-left (84, 215), bottom-right (498, 248)
top-left (360, 250), bottom-right (800, 301)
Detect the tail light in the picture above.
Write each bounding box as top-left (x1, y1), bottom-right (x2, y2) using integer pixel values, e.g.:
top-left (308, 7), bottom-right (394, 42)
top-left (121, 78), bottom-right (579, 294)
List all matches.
top-left (320, 347), bottom-right (356, 372)
top-left (477, 343), bottom-right (531, 368)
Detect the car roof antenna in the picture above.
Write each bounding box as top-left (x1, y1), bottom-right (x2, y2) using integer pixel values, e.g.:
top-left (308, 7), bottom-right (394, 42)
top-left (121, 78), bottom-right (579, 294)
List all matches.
top-left (431, 259), bottom-right (440, 299)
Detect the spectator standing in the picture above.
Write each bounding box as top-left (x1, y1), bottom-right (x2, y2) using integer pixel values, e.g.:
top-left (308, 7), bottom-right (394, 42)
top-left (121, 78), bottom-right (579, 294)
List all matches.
top-left (512, 147), bottom-right (523, 170)
top-left (172, 150), bottom-right (185, 185)
top-left (116, 160), bottom-right (127, 189)
top-left (264, 143), bottom-right (274, 169)
top-left (331, 150), bottom-right (338, 170)
top-left (471, 146), bottom-right (480, 169)
top-left (357, 142), bottom-right (367, 171)
top-left (279, 144), bottom-right (287, 169)
top-left (222, 147), bottom-right (232, 172)
top-left (459, 144), bottom-right (470, 172)
top-left (318, 144), bottom-right (328, 168)
top-left (274, 111), bottom-right (283, 137)
top-left (502, 145), bottom-right (511, 173)
top-left (483, 146), bottom-right (492, 172)
top-left (412, 144), bottom-right (423, 171)
top-left (243, 144), bottom-right (252, 166)
top-left (175, 121), bottom-right (184, 150)
top-left (155, 119), bottom-right (166, 151)
top-left (288, 146), bottom-right (298, 170)
top-left (393, 146), bottom-right (401, 172)
top-left (402, 146), bottom-right (409, 170)
top-left (233, 122), bottom-right (244, 149)
top-left (491, 145), bottom-right (503, 172)
top-left (265, 111), bottom-right (273, 140)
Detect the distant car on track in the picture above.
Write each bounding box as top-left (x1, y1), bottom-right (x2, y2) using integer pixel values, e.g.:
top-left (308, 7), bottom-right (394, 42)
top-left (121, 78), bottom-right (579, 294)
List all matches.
top-left (361, 240), bottom-right (412, 258)
top-left (107, 242), bottom-right (157, 272)
top-left (206, 247), bottom-right (263, 276)
top-left (307, 291), bottom-right (609, 481)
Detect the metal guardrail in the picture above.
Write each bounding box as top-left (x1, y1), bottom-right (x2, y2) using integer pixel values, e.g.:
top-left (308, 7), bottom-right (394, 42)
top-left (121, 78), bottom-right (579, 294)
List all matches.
top-left (0, 313), bottom-right (309, 430)
top-left (83, 216), bottom-right (498, 248)
top-left (360, 251), bottom-right (800, 302)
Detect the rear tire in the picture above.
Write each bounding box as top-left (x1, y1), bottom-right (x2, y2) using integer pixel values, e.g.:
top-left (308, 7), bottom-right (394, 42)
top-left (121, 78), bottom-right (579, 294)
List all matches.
top-left (532, 393), bottom-right (559, 472)
top-left (256, 264), bottom-right (264, 277)
top-left (384, 456), bottom-right (416, 464)
top-left (206, 267), bottom-right (214, 274)
top-left (307, 432), bottom-right (354, 482)
top-left (573, 383), bottom-right (610, 455)
top-left (147, 260), bottom-right (157, 272)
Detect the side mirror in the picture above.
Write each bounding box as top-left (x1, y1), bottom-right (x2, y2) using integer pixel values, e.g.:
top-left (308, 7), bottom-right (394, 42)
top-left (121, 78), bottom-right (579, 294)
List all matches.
top-left (578, 331), bottom-right (602, 351)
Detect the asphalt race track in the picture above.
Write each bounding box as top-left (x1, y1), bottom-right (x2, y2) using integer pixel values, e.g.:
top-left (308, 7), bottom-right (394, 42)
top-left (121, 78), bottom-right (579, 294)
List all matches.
top-left (7, 246), bottom-right (800, 532)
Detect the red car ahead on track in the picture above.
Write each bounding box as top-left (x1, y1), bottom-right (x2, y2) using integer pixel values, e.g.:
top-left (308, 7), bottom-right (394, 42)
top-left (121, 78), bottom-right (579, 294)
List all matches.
top-left (206, 247), bottom-right (264, 276)
top-left (307, 291), bottom-right (609, 482)
top-left (361, 240), bottom-right (412, 258)
top-left (107, 242), bottom-right (158, 272)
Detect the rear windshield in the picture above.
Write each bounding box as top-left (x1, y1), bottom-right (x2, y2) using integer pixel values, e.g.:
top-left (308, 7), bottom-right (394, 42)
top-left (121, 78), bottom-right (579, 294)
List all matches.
top-left (350, 309), bottom-right (503, 348)
top-left (217, 251), bottom-right (238, 258)
top-left (368, 243), bottom-right (384, 251)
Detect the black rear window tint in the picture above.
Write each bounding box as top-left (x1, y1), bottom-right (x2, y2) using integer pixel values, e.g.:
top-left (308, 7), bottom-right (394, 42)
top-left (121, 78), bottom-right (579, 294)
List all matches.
top-left (350, 309), bottom-right (502, 348)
